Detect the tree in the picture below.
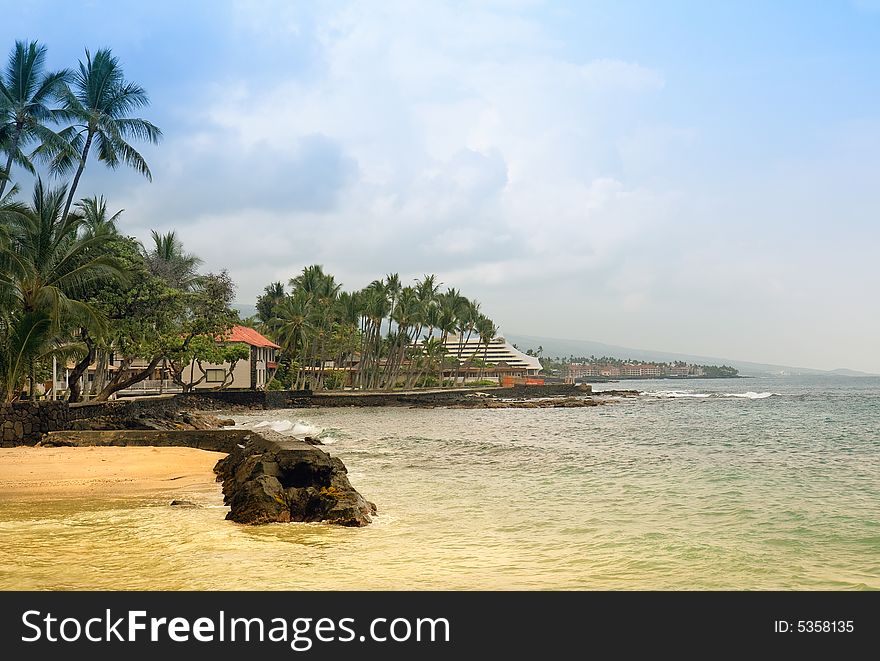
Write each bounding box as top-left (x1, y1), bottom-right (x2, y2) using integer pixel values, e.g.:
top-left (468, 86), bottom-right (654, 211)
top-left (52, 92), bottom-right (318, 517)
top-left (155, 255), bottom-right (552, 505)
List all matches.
top-left (91, 268), bottom-right (238, 401)
top-left (169, 337), bottom-right (249, 392)
top-left (51, 48), bottom-right (161, 222)
top-left (256, 281), bottom-right (285, 325)
top-left (0, 40), bottom-right (70, 199)
top-left (65, 196), bottom-right (125, 401)
top-left (475, 314), bottom-right (498, 380)
top-left (143, 230), bottom-right (202, 291)
top-left (0, 179), bottom-right (124, 400)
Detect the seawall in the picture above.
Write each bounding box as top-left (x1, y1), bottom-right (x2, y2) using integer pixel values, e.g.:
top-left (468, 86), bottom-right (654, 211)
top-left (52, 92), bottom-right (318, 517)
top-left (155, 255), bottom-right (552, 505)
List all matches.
top-left (3, 383), bottom-right (593, 445)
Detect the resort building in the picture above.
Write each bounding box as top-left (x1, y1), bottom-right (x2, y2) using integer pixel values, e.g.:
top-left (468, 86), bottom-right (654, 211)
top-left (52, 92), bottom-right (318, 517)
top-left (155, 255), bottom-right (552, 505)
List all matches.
top-left (441, 335), bottom-right (543, 380)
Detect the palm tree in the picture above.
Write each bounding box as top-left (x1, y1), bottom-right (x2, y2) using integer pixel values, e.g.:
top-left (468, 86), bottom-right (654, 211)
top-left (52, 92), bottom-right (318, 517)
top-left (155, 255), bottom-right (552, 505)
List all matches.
top-left (256, 281), bottom-right (285, 325)
top-left (68, 196), bottom-right (124, 400)
top-left (384, 272), bottom-right (401, 339)
top-left (51, 48), bottom-right (161, 222)
top-left (269, 290), bottom-right (312, 390)
top-left (475, 314), bottom-right (498, 380)
top-left (0, 40), bottom-right (70, 198)
top-left (143, 230), bottom-right (202, 290)
top-left (77, 195), bottom-right (122, 237)
top-left (0, 179), bottom-right (124, 400)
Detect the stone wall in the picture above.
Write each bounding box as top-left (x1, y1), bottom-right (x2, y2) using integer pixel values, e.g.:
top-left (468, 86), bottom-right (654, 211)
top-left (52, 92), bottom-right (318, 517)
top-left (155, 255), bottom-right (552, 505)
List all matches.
top-left (43, 428), bottom-right (253, 453)
top-left (308, 383), bottom-right (590, 407)
top-left (0, 401), bottom-right (69, 446)
top-left (68, 396), bottom-right (181, 427)
top-left (2, 383), bottom-right (593, 446)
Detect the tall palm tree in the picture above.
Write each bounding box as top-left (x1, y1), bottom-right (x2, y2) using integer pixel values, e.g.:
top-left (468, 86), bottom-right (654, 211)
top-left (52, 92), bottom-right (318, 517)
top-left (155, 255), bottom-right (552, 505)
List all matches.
top-left (270, 290), bottom-right (312, 389)
top-left (0, 179), bottom-right (124, 400)
top-left (384, 272), bottom-right (400, 339)
top-left (67, 195), bottom-right (124, 400)
top-left (256, 281), bottom-right (285, 325)
top-left (143, 230), bottom-right (202, 291)
top-left (51, 48), bottom-right (161, 222)
top-left (475, 314), bottom-right (498, 380)
top-left (0, 40), bottom-right (70, 198)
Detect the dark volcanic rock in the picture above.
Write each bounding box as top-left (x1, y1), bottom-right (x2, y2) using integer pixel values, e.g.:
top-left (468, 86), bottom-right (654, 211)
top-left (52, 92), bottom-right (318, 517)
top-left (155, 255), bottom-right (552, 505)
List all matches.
top-left (214, 430), bottom-right (374, 527)
top-left (69, 408), bottom-right (231, 432)
top-left (170, 500), bottom-right (199, 508)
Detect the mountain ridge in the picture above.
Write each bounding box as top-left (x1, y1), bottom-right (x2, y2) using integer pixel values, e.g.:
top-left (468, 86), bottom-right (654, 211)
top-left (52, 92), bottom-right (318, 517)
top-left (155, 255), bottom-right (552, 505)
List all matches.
top-left (504, 332), bottom-right (876, 377)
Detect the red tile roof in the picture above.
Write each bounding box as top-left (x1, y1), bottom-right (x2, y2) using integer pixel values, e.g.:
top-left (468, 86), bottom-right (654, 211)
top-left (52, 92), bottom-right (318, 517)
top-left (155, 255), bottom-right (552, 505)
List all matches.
top-left (224, 325), bottom-right (280, 349)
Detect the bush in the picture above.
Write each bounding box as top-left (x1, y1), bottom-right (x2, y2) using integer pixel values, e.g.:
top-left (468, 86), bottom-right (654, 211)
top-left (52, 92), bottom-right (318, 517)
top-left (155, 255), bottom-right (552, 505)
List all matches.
top-left (465, 379), bottom-right (500, 387)
top-left (322, 369), bottom-right (347, 390)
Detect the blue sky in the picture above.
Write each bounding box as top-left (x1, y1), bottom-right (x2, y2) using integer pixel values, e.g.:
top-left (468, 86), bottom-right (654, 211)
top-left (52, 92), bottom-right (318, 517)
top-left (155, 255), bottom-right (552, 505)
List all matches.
top-left (4, 1), bottom-right (880, 371)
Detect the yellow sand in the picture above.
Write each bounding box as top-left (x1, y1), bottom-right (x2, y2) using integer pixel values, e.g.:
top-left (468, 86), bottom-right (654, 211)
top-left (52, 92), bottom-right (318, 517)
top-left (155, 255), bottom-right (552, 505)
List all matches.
top-left (0, 446), bottom-right (226, 500)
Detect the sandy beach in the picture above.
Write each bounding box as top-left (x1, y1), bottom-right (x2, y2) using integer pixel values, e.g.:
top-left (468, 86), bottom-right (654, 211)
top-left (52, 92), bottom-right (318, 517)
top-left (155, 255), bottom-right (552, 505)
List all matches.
top-left (0, 446), bottom-right (226, 500)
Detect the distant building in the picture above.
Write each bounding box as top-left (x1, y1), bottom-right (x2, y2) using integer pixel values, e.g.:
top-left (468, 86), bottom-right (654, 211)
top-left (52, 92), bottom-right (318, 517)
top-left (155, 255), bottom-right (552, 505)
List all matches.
top-left (442, 335), bottom-right (542, 381)
top-left (565, 363), bottom-right (600, 381)
top-left (599, 364), bottom-right (621, 377)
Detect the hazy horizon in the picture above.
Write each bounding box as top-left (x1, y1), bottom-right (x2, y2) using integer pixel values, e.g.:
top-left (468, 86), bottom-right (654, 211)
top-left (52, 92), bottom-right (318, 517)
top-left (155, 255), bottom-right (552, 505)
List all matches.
top-left (4, 1), bottom-right (879, 372)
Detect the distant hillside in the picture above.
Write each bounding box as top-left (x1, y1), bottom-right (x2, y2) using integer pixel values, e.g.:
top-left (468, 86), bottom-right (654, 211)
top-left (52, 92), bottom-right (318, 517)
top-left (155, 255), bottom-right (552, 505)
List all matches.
top-left (233, 303), bottom-right (258, 320)
top-left (504, 333), bottom-right (871, 377)
top-left (827, 368), bottom-right (877, 377)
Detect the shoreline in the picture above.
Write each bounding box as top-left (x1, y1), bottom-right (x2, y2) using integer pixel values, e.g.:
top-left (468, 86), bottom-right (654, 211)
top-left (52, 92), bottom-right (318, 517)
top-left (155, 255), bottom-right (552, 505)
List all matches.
top-left (0, 445), bottom-right (225, 501)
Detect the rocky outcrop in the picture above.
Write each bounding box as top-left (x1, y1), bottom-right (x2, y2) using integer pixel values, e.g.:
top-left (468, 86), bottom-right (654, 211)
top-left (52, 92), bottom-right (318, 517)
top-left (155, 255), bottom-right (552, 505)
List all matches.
top-left (214, 430), bottom-right (375, 527)
top-left (446, 396), bottom-right (606, 409)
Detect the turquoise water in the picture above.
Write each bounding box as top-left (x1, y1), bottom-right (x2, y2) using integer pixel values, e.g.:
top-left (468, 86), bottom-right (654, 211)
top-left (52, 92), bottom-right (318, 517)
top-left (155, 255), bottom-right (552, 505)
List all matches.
top-left (1, 376), bottom-right (878, 590)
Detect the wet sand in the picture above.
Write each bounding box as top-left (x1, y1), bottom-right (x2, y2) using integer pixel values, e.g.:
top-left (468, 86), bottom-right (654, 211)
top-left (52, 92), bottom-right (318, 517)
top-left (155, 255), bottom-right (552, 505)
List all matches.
top-left (0, 446), bottom-right (226, 500)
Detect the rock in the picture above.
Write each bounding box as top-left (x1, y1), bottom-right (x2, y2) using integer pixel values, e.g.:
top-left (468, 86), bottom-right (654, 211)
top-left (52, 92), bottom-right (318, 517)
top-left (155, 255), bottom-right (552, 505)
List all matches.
top-left (170, 500), bottom-right (199, 508)
top-left (225, 474), bottom-right (291, 524)
top-left (214, 430), bottom-right (373, 527)
top-left (303, 436), bottom-right (322, 445)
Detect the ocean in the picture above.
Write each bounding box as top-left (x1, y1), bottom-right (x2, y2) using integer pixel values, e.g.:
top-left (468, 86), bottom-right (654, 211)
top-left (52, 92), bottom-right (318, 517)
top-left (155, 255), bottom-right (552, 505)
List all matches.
top-left (1, 376), bottom-right (878, 590)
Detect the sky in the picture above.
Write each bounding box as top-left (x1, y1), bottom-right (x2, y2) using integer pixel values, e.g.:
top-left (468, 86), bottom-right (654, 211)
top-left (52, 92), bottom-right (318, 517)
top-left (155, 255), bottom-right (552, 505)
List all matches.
top-left (3, 0), bottom-right (880, 371)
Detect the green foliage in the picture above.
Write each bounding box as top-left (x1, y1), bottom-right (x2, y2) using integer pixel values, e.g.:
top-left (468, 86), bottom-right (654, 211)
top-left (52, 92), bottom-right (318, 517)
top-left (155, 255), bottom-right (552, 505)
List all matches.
top-left (464, 379), bottom-right (500, 387)
top-left (0, 179), bottom-right (125, 400)
top-left (321, 369), bottom-right (347, 390)
top-left (0, 40), bottom-right (160, 401)
top-left (259, 266), bottom-right (499, 392)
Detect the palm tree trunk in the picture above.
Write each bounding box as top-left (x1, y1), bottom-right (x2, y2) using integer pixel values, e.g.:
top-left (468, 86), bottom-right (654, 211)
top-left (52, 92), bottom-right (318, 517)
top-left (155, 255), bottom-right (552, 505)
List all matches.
top-left (0, 125), bottom-right (23, 199)
top-left (411, 325), bottom-right (434, 388)
top-left (61, 131), bottom-right (93, 222)
top-left (67, 330), bottom-right (96, 403)
top-left (28, 359), bottom-right (37, 401)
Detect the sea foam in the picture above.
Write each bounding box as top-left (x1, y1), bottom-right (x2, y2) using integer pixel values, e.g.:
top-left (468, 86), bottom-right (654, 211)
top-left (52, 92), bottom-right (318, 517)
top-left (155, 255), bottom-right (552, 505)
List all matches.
top-left (723, 391), bottom-right (777, 399)
top-left (643, 390), bottom-right (778, 400)
top-left (252, 419), bottom-right (336, 443)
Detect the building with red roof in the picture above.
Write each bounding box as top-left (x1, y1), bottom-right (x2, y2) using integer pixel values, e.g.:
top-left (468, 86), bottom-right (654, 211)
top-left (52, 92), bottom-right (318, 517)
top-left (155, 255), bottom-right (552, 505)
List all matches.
top-left (183, 325), bottom-right (280, 391)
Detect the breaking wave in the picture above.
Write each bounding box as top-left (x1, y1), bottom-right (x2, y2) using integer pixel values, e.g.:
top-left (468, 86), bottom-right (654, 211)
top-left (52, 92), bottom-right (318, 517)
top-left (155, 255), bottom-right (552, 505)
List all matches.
top-left (642, 390), bottom-right (711, 399)
top-left (723, 391), bottom-right (777, 399)
top-left (251, 419), bottom-right (338, 444)
top-left (643, 390), bottom-right (779, 400)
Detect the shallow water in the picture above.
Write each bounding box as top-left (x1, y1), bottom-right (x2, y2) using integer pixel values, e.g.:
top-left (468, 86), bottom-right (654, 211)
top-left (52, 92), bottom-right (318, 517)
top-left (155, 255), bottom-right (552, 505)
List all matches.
top-left (1, 376), bottom-right (878, 590)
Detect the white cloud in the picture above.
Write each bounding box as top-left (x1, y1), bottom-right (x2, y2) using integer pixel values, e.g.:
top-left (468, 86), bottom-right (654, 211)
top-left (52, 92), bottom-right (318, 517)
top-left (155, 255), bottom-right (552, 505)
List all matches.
top-left (90, 0), bottom-right (880, 371)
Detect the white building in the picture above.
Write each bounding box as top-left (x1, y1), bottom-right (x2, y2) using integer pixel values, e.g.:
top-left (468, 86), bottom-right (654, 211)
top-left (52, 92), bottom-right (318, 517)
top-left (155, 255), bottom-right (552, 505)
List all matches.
top-left (442, 335), bottom-right (543, 375)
